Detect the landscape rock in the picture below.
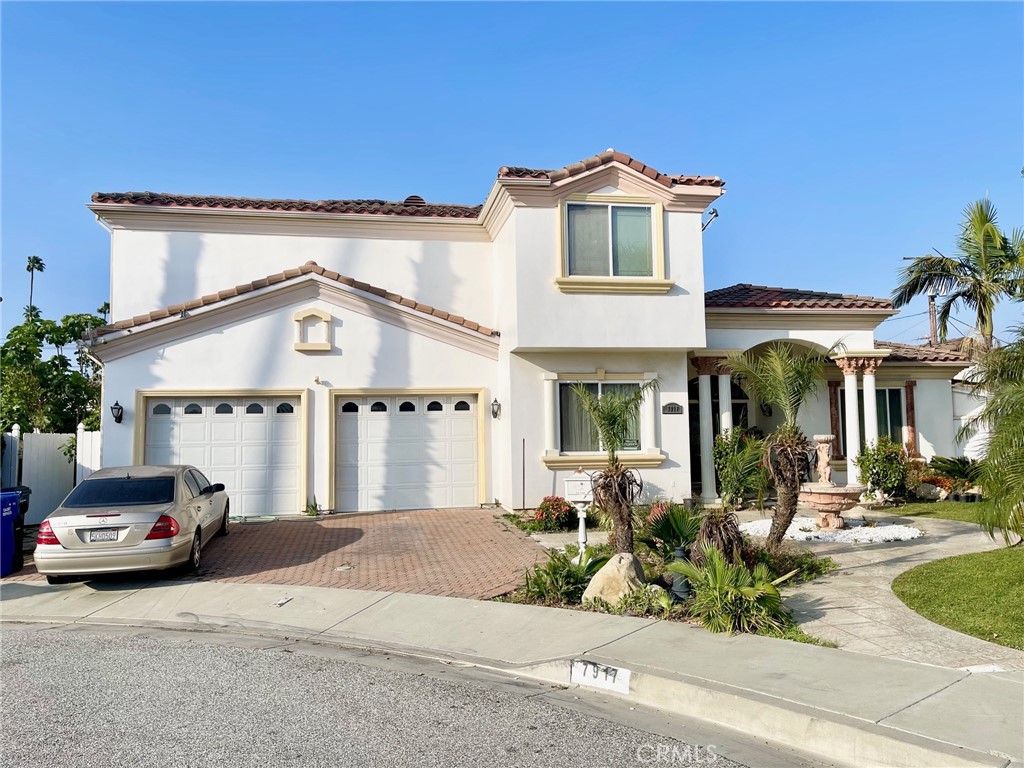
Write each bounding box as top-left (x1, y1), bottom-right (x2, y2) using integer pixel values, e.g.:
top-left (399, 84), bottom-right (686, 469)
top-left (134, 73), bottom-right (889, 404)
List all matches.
top-left (915, 482), bottom-right (942, 501)
top-left (582, 553), bottom-right (646, 604)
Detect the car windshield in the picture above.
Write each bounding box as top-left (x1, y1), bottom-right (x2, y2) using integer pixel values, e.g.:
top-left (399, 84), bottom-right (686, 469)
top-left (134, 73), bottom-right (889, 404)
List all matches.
top-left (63, 477), bottom-right (176, 508)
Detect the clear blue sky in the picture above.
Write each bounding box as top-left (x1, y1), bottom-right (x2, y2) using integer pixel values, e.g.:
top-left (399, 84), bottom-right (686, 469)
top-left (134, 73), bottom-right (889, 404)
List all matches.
top-left (3, 2), bottom-right (1022, 344)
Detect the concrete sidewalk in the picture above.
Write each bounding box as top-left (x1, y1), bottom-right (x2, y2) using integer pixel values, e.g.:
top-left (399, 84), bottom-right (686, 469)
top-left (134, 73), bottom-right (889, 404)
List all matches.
top-left (2, 578), bottom-right (1020, 768)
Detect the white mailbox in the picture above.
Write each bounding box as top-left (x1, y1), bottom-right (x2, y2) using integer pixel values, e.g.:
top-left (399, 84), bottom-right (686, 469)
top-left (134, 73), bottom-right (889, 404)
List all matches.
top-left (563, 478), bottom-right (592, 504)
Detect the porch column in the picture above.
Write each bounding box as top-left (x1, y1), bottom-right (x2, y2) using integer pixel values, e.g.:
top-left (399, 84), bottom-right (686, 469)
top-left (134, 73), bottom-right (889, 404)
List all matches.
top-left (542, 373), bottom-right (558, 455)
top-left (717, 365), bottom-right (734, 435)
top-left (692, 357), bottom-right (721, 503)
top-left (837, 357), bottom-right (862, 482)
top-left (827, 381), bottom-right (844, 458)
top-left (862, 359), bottom-right (880, 447)
top-left (904, 380), bottom-right (920, 457)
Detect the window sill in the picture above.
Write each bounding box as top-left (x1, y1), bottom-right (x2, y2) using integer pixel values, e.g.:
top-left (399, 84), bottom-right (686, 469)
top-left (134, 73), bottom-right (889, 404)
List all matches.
top-left (555, 277), bottom-right (674, 295)
top-left (542, 451), bottom-right (666, 469)
top-left (294, 342), bottom-right (331, 352)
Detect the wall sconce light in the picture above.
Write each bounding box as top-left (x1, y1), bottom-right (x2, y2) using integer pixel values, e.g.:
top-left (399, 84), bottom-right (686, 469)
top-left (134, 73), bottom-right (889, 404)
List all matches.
top-left (491, 398), bottom-right (501, 419)
top-left (110, 401), bottom-right (124, 424)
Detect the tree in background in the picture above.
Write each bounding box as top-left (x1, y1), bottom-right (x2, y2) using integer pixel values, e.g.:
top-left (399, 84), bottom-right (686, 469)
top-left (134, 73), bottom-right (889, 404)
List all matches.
top-left (892, 200), bottom-right (1023, 351)
top-left (960, 326), bottom-right (1024, 542)
top-left (25, 255), bottom-right (45, 316)
top-left (726, 343), bottom-right (833, 548)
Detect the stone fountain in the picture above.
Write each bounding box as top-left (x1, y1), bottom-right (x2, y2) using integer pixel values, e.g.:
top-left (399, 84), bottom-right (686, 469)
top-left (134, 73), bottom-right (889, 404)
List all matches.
top-left (798, 434), bottom-right (867, 530)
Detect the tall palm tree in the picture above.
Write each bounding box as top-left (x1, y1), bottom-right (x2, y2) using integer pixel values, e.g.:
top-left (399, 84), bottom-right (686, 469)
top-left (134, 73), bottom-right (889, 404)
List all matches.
top-left (892, 200), bottom-right (1022, 351)
top-left (726, 343), bottom-right (833, 548)
top-left (573, 379), bottom-right (658, 553)
top-left (26, 255), bottom-right (46, 314)
top-left (960, 326), bottom-right (1024, 543)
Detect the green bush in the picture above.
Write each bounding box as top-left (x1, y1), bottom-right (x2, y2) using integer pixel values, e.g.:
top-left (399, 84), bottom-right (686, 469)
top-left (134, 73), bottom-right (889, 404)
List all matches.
top-left (712, 429), bottom-right (766, 510)
top-left (638, 504), bottom-right (701, 562)
top-left (532, 495), bottom-right (577, 531)
top-left (517, 547), bottom-right (610, 605)
top-left (668, 547), bottom-right (797, 633)
top-left (928, 456), bottom-right (983, 493)
top-left (586, 586), bottom-right (683, 619)
top-left (749, 540), bottom-right (837, 582)
top-left (856, 436), bottom-right (910, 498)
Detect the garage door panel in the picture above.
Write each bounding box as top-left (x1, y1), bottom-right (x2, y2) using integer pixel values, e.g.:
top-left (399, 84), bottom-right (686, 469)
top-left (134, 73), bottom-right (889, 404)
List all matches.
top-left (334, 394), bottom-right (477, 512)
top-left (146, 395), bottom-right (301, 517)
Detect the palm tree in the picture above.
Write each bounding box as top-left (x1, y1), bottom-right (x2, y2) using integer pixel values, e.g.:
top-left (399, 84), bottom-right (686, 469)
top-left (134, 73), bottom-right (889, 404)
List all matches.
top-left (892, 200), bottom-right (1023, 351)
top-left (572, 379), bottom-right (659, 553)
top-left (26, 256), bottom-right (45, 313)
top-left (97, 302), bottom-right (110, 323)
top-left (960, 326), bottom-right (1024, 543)
top-left (725, 343), bottom-right (833, 549)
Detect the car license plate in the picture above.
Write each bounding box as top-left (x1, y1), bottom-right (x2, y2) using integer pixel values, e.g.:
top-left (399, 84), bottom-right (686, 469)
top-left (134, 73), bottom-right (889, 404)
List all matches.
top-left (89, 529), bottom-right (119, 543)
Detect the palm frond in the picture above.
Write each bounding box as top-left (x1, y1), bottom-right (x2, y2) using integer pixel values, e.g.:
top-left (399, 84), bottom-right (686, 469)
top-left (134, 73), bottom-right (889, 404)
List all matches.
top-left (725, 343), bottom-right (834, 428)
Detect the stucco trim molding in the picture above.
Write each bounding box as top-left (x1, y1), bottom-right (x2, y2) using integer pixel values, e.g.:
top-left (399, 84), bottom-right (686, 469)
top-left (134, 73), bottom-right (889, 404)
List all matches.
top-left (541, 452), bottom-right (667, 470)
top-left (555, 277), bottom-right (675, 295)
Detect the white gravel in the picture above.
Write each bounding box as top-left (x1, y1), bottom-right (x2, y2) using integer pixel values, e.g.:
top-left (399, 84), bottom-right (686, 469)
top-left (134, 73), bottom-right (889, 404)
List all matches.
top-left (739, 516), bottom-right (923, 543)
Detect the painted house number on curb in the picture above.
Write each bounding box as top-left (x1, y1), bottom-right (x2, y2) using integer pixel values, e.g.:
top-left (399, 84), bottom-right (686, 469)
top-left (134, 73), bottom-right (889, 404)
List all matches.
top-left (570, 659), bottom-right (631, 694)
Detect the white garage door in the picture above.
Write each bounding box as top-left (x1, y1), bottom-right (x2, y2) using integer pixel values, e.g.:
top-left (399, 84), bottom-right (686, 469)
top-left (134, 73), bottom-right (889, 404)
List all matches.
top-left (335, 395), bottom-right (478, 512)
top-left (144, 396), bottom-right (301, 517)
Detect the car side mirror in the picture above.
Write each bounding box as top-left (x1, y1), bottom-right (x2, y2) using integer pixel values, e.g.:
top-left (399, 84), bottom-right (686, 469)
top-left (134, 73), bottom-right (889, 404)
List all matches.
top-left (204, 483), bottom-right (226, 494)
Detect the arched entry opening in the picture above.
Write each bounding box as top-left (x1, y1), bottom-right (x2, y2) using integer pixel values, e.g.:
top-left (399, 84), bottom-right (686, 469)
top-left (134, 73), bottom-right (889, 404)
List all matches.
top-left (688, 378), bottom-right (750, 494)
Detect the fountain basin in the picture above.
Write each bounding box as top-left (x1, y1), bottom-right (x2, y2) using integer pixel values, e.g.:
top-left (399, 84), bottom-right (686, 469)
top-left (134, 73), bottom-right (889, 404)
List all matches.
top-left (798, 483), bottom-right (867, 530)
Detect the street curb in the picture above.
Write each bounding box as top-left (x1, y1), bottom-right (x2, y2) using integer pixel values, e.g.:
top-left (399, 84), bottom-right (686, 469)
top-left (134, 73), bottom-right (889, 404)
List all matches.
top-left (2, 615), bottom-right (1009, 768)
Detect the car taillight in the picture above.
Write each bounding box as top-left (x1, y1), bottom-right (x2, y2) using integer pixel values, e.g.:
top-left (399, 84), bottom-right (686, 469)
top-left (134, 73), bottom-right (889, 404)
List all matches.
top-left (145, 515), bottom-right (180, 540)
top-left (36, 520), bottom-right (60, 546)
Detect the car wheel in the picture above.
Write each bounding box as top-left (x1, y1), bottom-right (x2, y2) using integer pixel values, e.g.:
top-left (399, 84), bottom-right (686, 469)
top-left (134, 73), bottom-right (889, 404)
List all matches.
top-left (186, 531), bottom-right (202, 572)
top-left (216, 502), bottom-right (230, 537)
top-left (46, 575), bottom-right (72, 585)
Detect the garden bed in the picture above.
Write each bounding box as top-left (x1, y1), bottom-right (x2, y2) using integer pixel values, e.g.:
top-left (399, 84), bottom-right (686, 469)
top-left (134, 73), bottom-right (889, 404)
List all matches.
top-left (739, 516), bottom-right (922, 543)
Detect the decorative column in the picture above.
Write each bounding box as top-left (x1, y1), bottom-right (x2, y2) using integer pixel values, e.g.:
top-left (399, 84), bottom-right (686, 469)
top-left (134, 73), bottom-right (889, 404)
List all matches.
top-left (542, 373), bottom-right (558, 455)
top-left (862, 359), bottom-right (880, 447)
top-left (904, 380), bottom-right (920, 457)
top-left (691, 357), bottom-right (722, 503)
top-left (837, 358), bottom-right (862, 482)
top-left (827, 381), bottom-right (844, 458)
top-left (717, 362), bottom-right (734, 435)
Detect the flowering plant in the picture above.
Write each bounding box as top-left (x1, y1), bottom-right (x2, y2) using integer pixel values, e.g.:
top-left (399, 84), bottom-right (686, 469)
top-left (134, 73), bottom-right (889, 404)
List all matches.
top-left (533, 496), bottom-right (576, 531)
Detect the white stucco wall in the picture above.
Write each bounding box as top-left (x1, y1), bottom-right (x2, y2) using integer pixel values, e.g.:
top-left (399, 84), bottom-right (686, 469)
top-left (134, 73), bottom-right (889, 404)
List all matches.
top-left (109, 228), bottom-right (494, 330)
top-left (706, 327), bottom-right (876, 355)
top-left (99, 292), bottom-right (499, 506)
top-left (952, 385), bottom-right (990, 459)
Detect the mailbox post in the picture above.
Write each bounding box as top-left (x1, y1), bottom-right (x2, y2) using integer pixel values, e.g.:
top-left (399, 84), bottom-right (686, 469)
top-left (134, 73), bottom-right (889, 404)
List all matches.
top-left (563, 473), bottom-right (592, 563)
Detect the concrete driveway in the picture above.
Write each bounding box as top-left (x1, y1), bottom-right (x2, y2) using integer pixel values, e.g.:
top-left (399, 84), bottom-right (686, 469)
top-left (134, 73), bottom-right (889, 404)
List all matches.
top-left (9, 508), bottom-right (548, 599)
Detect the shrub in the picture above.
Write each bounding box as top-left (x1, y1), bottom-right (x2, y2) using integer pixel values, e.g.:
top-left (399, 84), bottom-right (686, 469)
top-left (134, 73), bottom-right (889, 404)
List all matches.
top-left (517, 547), bottom-right (610, 605)
top-left (712, 429), bottom-right (765, 510)
top-left (857, 436), bottom-right (910, 498)
top-left (928, 456), bottom-right (983, 493)
top-left (532, 495), bottom-right (576, 531)
top-left (638, 504), bottom-right (701, 563)
top-left (748, 540), bottom-right (837, 582)
top-left (586, 586), bottom-right (683, 619)
top-left (668, 547), bottom-right (798, 634)
top-left (920, 475), bottom-right (953, 493)
top-left (690, 508), bottom-right (744, 566)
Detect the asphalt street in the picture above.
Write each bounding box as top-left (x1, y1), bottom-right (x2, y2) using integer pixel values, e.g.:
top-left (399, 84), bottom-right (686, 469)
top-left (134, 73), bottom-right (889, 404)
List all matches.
top-left (0, 625), bottom-right (821, 768)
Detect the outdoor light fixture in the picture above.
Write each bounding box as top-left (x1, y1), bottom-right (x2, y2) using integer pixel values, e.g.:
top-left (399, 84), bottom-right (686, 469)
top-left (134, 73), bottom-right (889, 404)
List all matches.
top-left (491, 398), bottom-right (501, 419)
top-left (701, 208), bottom-right (720, 232)
top-left (110, 401), bottom-right (124, 424)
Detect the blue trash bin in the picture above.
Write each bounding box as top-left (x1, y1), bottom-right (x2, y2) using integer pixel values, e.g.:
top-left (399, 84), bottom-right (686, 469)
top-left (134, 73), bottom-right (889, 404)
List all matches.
top-left (0, 491), bottom-right (20, 578)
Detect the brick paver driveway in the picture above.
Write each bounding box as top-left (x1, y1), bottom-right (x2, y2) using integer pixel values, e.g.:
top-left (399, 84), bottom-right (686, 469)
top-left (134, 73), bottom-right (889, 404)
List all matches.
top-left (12, 509), bottom-right (549, 599)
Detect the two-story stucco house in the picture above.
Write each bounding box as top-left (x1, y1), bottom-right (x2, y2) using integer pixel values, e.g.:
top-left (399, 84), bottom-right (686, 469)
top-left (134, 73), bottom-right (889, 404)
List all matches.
top-left (85, 150), bottom-right (971, 516)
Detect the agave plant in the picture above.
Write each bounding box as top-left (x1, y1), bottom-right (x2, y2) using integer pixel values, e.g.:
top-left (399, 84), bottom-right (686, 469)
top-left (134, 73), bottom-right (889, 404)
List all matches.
top-left (639, 505), bottom-right (701, 563)
top-left (668, 547), bottom-right (798, 634)
top-left (520, 547), bottom-right (611, 605)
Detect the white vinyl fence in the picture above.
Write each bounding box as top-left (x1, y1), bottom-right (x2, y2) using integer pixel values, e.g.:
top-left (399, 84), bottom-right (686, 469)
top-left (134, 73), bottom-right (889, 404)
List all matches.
top-left (2, 423), bottom-right (101, 525)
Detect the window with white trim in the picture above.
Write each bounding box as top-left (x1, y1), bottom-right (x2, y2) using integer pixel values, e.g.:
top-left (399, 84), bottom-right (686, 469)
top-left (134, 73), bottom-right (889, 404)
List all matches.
top-left (840, 388), bottom-right (905, 448)
top-left (565, 203), bottom-right (654, 277)
top-left (559, 382), bottom-right (641, 452)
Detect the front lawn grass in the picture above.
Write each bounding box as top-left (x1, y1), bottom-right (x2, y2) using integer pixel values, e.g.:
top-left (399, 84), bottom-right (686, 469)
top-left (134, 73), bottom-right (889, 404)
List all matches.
top-left (890, 500), bottom-right (990, 525)
top-left (892, 546), bottom-right (1024, 651)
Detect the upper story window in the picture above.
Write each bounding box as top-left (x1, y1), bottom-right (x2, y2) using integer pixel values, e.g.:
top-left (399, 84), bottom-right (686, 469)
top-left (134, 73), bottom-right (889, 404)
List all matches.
top-left (567, 203), bottom-right (653, 277)
top-left (557, 195), bottom-right (670, 294)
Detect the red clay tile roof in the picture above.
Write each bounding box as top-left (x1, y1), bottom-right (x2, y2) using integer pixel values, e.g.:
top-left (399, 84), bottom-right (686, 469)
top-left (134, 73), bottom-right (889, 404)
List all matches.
top-left (499, 149), bottom-right (725, 188)
top-left (705, 284), bottom-right (893, 311)
top-left (91, 192), bottom-right (483, 219)
top-left (875, 340), bottom-right (970, 364)
top-left (94, 262), bottom-right (497, 339)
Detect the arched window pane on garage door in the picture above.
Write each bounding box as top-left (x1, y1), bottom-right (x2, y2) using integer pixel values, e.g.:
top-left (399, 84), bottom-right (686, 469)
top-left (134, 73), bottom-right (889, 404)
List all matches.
top-left (245, 403), bottom-right (264, 415)
top-left (427, 401), bottom-right (443, 412)
top-left (215, 403), bottom-right (233, 415)
top-left (152, 403), bottom-right (171, 415)
top-left (399, 401), bottom-right (416, 412)
top-left (341, 402), bottom-right (358, 414)
top-left (371, 401), bottom-right (387, 412)
top-left (454, 400), bottom-right (471, 411)
top-left (276, 403), bottom-right (294, 414)
top-left (184, 403), bottom-right (203, 415)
